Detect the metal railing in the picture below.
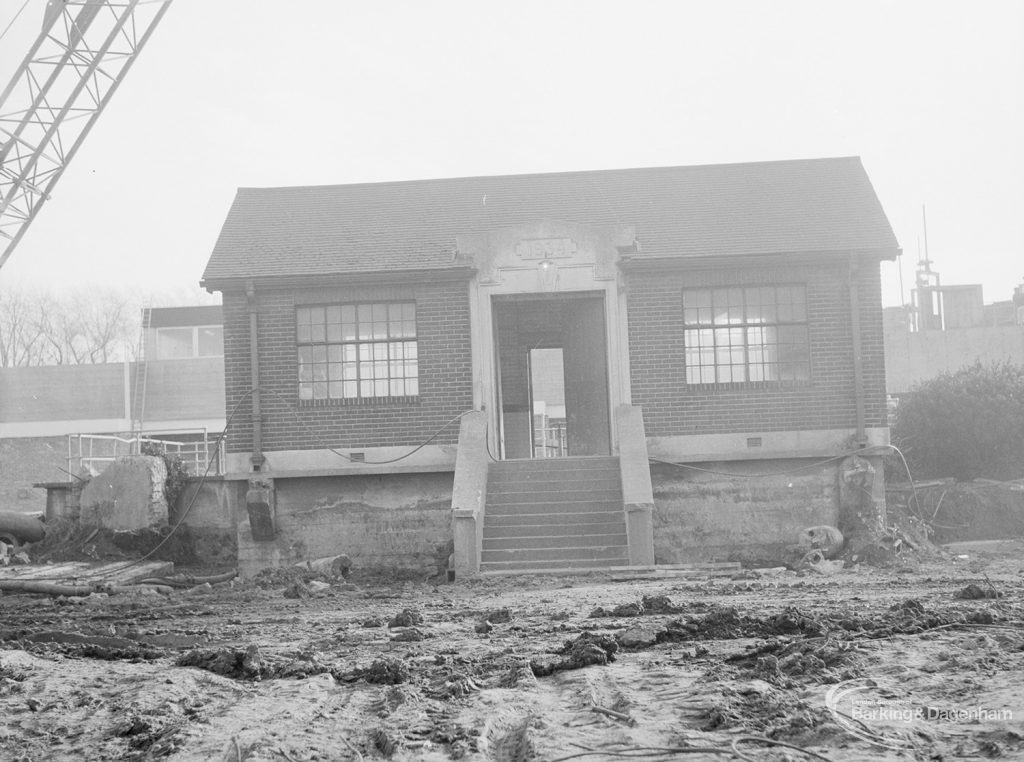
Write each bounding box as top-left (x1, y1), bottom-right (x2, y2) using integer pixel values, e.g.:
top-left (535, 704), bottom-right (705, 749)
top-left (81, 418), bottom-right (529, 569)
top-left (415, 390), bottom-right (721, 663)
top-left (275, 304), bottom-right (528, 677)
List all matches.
top-left (533, 423), bottom-right (568, 458)
top-left (68, 430), bottom-right (224, 477)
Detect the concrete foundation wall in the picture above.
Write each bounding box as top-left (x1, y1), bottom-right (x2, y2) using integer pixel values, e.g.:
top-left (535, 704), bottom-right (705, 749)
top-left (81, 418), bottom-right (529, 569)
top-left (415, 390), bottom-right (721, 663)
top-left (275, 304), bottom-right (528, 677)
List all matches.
top-left (175, 477), bottom-right (239, 529)
top-left (236, 472), bottom-right (454, 577)
top-left (0, 436), bottom-right (67, 513)
top-left (171, 477), bottom-right (242, 567)
top-left (651, 459), bottom-right (839, 564)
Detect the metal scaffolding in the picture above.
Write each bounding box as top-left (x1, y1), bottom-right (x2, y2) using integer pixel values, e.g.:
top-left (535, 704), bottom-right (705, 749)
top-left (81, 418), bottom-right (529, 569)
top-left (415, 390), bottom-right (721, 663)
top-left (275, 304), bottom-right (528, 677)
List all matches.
top-left (0, 0), bottom-right (172, 269)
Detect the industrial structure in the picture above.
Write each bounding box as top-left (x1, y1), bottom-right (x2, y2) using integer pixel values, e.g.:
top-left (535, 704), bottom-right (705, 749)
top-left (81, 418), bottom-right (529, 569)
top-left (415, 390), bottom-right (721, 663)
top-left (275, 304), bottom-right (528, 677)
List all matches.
top-left (0, 0), bottom-right (172, 267)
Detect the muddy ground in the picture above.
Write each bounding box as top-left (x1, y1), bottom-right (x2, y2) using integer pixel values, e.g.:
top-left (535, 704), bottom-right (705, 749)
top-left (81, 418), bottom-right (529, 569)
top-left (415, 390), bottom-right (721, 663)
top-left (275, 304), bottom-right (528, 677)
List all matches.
top-left (1, 543), bottom-right (1023, 762)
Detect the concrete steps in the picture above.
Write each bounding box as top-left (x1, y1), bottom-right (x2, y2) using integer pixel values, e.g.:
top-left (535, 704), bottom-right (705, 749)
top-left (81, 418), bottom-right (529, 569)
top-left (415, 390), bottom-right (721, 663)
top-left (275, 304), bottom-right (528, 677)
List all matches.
top-left (480, 456), bottom-right (628, 573)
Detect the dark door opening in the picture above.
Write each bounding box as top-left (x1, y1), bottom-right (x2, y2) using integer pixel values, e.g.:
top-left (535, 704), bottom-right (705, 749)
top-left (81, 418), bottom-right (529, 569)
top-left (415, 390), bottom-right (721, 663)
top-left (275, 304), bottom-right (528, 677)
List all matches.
top-left (493, 293), bottom-right (610, 459)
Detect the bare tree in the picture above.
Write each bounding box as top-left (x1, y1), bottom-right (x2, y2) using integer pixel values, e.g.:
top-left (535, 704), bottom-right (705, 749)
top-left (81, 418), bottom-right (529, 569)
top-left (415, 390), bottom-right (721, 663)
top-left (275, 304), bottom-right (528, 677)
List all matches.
top-left (77, 289), bottom-right (134, 364)
top-left (0, 287), bottom-right (46, 367)
top-left (0, 285), bottom-right (138, 366)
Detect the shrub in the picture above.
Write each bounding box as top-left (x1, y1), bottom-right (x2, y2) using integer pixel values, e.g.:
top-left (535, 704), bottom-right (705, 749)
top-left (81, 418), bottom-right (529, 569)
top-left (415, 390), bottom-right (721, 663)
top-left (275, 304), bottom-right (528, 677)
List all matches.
top-left (891, 361), bottom-right (1024, 481)
top-left (140, 442), bottom-right (191, 509)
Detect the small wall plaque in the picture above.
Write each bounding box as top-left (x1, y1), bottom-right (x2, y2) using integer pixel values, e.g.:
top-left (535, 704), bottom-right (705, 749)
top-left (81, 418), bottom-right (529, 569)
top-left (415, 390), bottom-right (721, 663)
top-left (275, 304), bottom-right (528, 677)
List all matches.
top-left (515, 237), bottom-right (576, 260)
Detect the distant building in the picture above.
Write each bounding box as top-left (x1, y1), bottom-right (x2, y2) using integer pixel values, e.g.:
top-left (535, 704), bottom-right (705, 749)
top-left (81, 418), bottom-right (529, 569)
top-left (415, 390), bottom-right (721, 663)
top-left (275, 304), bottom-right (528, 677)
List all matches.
top-left (884, 264), bottom-right (1024, 396)
top-left (0, 306), bottom-right (226, 513)
top-left (146, 305), bottom-right (224, 360)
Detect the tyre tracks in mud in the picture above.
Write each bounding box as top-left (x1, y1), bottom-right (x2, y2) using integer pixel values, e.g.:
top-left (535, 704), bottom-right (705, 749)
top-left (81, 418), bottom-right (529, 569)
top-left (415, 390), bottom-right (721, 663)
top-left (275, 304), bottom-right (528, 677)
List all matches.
top-left (0, 556), bottom-right (1022, 760)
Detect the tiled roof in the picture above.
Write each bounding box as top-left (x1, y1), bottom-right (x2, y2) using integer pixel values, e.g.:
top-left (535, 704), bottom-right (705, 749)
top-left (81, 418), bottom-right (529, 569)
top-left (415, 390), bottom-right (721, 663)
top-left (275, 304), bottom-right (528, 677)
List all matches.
top-left (201, 157), bottom-right (899, 283)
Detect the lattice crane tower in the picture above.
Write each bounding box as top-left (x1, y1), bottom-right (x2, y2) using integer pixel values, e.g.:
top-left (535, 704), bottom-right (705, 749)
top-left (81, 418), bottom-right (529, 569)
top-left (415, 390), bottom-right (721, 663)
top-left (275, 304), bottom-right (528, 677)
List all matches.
top-left (0, 0), bottom-right (172, 269)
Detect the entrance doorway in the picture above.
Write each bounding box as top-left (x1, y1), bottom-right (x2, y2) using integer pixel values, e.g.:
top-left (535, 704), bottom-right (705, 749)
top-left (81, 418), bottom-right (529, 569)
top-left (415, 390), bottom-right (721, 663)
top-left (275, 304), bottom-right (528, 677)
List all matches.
top-left (493, 293), bottom-right (610, 459)
top-left (528, 347), bottom-right (566, 457)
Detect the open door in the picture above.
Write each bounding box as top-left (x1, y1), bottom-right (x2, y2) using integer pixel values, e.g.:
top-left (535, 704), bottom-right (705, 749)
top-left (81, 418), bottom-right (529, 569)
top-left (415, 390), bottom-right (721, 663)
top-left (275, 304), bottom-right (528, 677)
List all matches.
top-left (528, 347), bottom-right (567, 457)
top-left (493, 293), bottom-right (610, 458)
top-left (562, 296), bottom-right (610, 455)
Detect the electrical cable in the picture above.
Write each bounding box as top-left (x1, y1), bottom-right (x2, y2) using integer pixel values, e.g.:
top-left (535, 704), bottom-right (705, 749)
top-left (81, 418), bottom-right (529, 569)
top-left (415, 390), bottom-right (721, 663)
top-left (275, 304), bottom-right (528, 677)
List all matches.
top-left (730, 736), bottom-right (833, 761)
top-left (256, 385), bottom-right (476, 465)
top-left (883, 443), bottom-right (920, 518)
top-left (548, 737), bottom-right (835, 761)
top-left (652, 442), bottom-right (992, 539)
top-left (484, 423), bottom-right (500, 462)
top-left (649, 443), bottom-right (894, 479)
top-left (20, 386), bottom-right (477, 583)
top-left (549, 748), bottom-right (731, 761)
top-left (0, 0), bottom-right (30, 45)
top-left (118, 387), bottom-right (257, 568)
top-left (18, 388), bottom-right (256, 583)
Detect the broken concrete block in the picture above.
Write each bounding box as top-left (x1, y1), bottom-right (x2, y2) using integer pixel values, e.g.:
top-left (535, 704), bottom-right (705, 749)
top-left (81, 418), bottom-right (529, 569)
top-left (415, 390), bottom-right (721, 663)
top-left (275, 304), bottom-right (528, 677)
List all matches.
top-left (79, 456), bottom-right (168, 531)
top-left (295, 554), bottom-right (352, 578)
top-left (11, 551), bottom-right (30, 565)
top-left (616, 625), bottom-right (660, 649)
top-left (798, 525), bottom-right (844, 559)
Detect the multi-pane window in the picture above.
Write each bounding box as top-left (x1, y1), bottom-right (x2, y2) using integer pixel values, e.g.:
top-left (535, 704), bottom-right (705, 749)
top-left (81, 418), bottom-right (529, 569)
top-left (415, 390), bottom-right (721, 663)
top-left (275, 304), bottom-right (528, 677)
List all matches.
top-left (682, 286), bottom-right (809, 384)
top-left (155, 325), bottom-right (224, 359)
top-left (296, 303), bottom-right (418, 400)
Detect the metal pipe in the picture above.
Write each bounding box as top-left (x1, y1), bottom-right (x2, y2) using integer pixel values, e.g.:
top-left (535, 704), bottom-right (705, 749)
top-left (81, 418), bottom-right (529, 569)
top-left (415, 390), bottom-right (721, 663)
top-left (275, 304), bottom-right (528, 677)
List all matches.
top-left (246, 281), bottom-right (264, 470)
top-left (848, 256), bottom-right (867, 446)
top-left (0, 580), bottom-right (173, 597)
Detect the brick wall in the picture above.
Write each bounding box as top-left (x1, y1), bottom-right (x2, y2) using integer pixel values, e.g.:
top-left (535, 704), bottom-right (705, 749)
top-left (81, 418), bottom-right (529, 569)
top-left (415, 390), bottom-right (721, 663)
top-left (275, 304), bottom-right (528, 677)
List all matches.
top-left (626, 258), bottom-right (888, 436)
top-left (221, 279), bottom-right (474, 455)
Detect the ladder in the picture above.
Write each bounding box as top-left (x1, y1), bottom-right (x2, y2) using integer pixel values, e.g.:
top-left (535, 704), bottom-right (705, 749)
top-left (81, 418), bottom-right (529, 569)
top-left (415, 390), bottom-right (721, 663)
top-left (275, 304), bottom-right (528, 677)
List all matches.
top-left (131, 303), bottom-right (150, 444)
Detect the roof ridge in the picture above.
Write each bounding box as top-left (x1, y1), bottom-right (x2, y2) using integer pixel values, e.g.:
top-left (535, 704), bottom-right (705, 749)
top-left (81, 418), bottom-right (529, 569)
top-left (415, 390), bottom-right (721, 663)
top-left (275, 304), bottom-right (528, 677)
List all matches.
top-left (235, 156), bottom-right (864, 193)
top-left (203, 157), bottom-right (898, 284)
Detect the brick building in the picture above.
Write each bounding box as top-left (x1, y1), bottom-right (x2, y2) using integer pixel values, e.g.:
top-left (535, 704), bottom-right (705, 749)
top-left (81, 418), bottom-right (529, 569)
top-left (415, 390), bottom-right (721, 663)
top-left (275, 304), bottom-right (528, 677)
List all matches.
top-left (201, 157), bottom-right (900, 576)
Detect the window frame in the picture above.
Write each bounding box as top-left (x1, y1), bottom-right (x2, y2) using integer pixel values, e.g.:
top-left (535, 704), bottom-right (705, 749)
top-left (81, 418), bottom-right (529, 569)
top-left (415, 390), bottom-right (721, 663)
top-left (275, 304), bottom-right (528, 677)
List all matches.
top-left (681, 284), bottom-right (810, 386)
top-left (295, 301), bottom-right (419, 403)
top-left (154, 325), bottom-right (223, 359)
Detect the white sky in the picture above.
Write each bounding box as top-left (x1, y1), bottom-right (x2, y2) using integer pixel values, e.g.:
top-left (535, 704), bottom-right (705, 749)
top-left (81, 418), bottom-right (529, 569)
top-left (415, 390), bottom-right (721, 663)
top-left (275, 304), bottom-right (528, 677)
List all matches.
top-left (1, 0), bottom-right (1022, 307)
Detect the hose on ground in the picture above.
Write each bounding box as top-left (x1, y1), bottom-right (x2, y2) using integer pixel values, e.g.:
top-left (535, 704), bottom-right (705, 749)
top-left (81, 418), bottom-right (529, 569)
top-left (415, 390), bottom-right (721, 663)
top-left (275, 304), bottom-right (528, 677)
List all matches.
top-left (136, 569), bottom-right (238, 588)
top-left (0, 579), bottom-right (173, 596)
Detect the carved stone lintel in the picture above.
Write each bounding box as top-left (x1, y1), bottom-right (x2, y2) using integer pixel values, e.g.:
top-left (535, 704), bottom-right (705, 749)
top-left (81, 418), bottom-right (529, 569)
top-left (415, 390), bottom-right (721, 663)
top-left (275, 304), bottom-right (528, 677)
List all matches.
top-left (459, 221), bottom-right (635, 285)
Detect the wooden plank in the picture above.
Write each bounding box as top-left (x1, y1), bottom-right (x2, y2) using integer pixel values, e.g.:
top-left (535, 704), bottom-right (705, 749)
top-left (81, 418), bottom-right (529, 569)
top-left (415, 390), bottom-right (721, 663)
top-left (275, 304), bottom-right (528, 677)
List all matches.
top-left (0, 562), bottom-right (94, 581)
top-left (86, 560), bottom-right (174, 585)
top-left (0, 560), bottom-right (173, 585)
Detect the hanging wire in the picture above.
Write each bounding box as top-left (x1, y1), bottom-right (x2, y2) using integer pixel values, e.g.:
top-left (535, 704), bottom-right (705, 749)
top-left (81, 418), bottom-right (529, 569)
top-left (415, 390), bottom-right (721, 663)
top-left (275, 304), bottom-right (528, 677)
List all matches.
top-left (256, 385), bottom-right (476, 465)
top-left (0, 0), bottom-right (31, 45)
top-left (649, 443), bottom-right (896, 479)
